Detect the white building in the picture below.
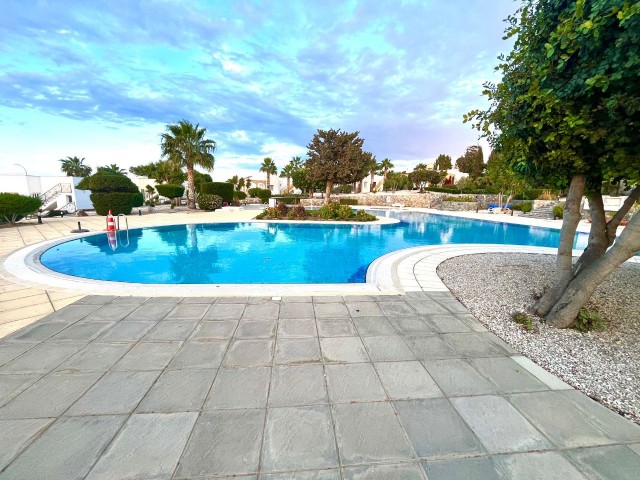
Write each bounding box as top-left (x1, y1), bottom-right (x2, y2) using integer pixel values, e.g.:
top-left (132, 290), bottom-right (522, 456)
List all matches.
top-left (0, 174), bottom-right (93, 212)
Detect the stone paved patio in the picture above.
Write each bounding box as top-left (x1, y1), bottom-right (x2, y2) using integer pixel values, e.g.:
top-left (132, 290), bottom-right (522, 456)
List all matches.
top-left (1, 293), bottom-right (639, 479)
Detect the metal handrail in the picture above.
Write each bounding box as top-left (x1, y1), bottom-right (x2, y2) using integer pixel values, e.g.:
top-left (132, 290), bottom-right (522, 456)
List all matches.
top-left (116, 214), bottom-right (130, 247)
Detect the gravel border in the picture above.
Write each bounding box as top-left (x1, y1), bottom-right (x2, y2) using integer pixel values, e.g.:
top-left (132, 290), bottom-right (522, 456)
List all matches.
top-left (437, 252), bottom-right (640, 425)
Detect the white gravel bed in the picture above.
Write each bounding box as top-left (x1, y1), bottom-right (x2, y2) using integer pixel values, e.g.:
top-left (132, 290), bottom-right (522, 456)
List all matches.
top-left (437, 253), bottom-right (640, 425)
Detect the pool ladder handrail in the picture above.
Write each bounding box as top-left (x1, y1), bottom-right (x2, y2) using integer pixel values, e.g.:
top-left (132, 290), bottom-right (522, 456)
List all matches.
top-left (116, 214), bottom-right (130, 248)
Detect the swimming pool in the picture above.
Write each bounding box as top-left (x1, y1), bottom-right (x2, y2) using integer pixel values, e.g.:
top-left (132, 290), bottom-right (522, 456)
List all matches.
top-left (39, 211), bottom-right (587, 284)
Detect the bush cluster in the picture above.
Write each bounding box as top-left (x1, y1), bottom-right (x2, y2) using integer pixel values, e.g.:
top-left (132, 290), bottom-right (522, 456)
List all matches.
top-left (200, 182), bottom-right (234, 204)
top-left (155, 184), bottom-right (185, 200)
top-left (511, 201), bottom-right (533, 213)
top-left (76, 172), bottom-right (141, 215)
top-left (553, 204), bottom-right (564, 219)
top-left (248, 188), bottom-right (272, 203)
top-left (272, 195), bottom-right (302, 204)
top-left (512, 312), bottom-right (535, 332)
top-left (255, 202), bottom-right (376, 222)
top-left (197, 194), bottom-right (223, 211)
top-left (574, 309), bottom-right (607, 333)
top-left (339, 198), bottom-right (358, 205)
top-left (234, 191), bottom-right (247, 201)
top-left (442, 195), bottom-right (476, 202)
top-left (0, 193), bottom-right (43, 224)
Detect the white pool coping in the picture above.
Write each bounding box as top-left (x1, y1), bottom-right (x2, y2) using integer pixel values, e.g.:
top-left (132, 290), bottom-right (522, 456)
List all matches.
top-left (4, 212), bottom-right (637, 297)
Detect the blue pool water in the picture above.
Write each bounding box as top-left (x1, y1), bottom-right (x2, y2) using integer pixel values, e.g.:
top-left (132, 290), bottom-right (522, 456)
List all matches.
top-left (40, 211), bottom-right (588, 284)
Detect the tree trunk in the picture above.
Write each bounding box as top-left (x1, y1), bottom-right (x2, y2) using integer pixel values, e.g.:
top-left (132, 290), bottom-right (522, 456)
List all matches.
top-left (324, 181), bottom-right (333, 204)
top-left (533, 175), bottom-right (585, 316)
top-left (267, 173), bottom-right (270, 190)
top-left (186, 165), bottom-right (196, 209)
top-left (546, 211), bottom-right (640, 327)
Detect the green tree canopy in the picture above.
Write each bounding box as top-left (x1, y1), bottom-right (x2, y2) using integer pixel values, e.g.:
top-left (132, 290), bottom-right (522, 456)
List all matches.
top-left (466, 0), bottom-right (640, 328)
top-left (161, 120), bottom-right (216, 209)
top-left (306, 128), bottom-right (370, 203)
top-left (129, 161), bottom-right (185, 184)
top-left (434, 154), bottom-right (452, 171)
top-left (409, 164), bottom-right (443, 190)
top-left (455, 146), bottom-right (484, 178)
top-left (59, 156), bottom-right (92, 177)
top-left (97, 164), bottom-right (126, 175)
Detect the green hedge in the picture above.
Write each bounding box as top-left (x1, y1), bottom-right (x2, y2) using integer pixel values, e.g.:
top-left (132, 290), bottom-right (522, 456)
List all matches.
top-left (200, 182), bottom-right (234, 204)
top-left (248, 188), bottom-right (272, 203)
top-left (442, 195), bottom-right (475, 202)
top-left (0, 193), bottom-right (42, 224)
top-left (155, 184), bottom-right (185, 199)
top-left (273, 196), bottom-right (302, 204)
top-left (90, 192), bottom-right (135, 215)
top-left (131, 192), bottom-right (144, 207)
top-left (339, 198), bottom-right (358, 205)
top-left (234, 191), bottom-right (247, 200)
top-left (76, 172), bottom-right (138, 193)
top-left (197, 194), bottom-right (223, 211)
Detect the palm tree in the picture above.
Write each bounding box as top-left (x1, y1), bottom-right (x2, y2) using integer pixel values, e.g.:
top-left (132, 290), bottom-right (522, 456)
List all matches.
top-left (227, 175), bottom-right (239, 188)
top-left (245, 177), bottom-right (252, 190)
top-left (59, 156), bottom-right (92, 177)
top-left (161, 120), bottom-right (216, 209)
top-left (98, 163), bottom-right (127, 175)
top-left (260, 157), bottom-right (277, 190)
top-left (369, 157), bottom-right (380, 192)
top-left (290, 155), bottom-right (303, 169)
top-left (237, 177), bottom-right (246, 192)
top-left (280, 164), bottom-right (294, 192)
top-left (379, 158), bottom-right (394, 184)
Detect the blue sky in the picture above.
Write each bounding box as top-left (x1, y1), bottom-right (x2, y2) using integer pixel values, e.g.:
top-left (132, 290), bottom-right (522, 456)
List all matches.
top-left (0, 0), bottom-right (517, 181)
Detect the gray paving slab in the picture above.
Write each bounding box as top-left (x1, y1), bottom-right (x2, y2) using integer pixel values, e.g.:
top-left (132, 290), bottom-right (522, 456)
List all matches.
top-left (269, 364), bottom-right (328, 406)
top-left (0, 415), bottom-right (126, 480)
top-left (451, 395), bottom-right (553, 453)
top-left (378, 301), bottom-right (418, 317)
top-left (164, 303), bottom-right (210, 320)
top-left (248, 296), bottom-right (279, 305)
top-left (343, 463), bottom-right (426, 480)
top-left (179, 296), bottom-right (217, 304)
top-left (279, 302), bottom-right (315, 319)
top-left (124, 302), bottom-right (178, 320)
top-left (236, 320), bottom-right (277, 338)
top-left (74, 295), bottom-right (117, 305)
top-left (492, 451), bottom-right (587, 480)
top-left (0, 343), bottom-right (35, 367)
top-left (425, 314), bottom-right (473, 333)
top-left (314, 303), bottom-right (349, 318)
top-left (262, 405), bottom-right (338, 471)
top-left (346, 302), bottom-right (385, 317)
top-left (280, 295), bottom-right (313, 303)
top-left (344, 295), bottom-right (378, 303)
top-left (388, 316), bottom-right (438, 335)
top-left (441, 333), bottom-right (508, 357)
top-left (312, 296), bottom-right (343, 303)
top-left (168, 340), bottom-right (228, 369)
top-left (0, 418), bottom-right (54, 470)
top-left (423, 358), bottom-right (498, 396)
top-left (316, 318), bottom-right (358, 337)
top-left (176, 409), bottom-right (265, 477)
top-left (406, 300), bottom-right (451, 315)
top-left (363, 336), bottom-right (415, 361)
top-left (97, 320), bottom-right (157, 342)
top-left (205, 366), bottom-right (271, 409)
top-left (508, 391), bottom-right (617, 448)
top-left (332, 402), bottom-right (416, 465)
top-left (242, 303), bottom-right (279, 320)
top-left (0, 373), bottom-right (41, 406)
top-left (423, 456), bottom-right (502, 480)
top-left (115, 296), bottom-right (150, 304)
top-left (143, 319), bottom-right (198, 340)
top-left (0, 342), bottom-right (84, 374)
top-left (352, 316), bottom-right (397, 336)
top-left (275, 338), bottom-right (321, 364)
top-left (223, 339), bottom-right (273, 367)
top-left (325, 363), bottom-right (387, 403)
top-left (217, 296), bottom-right (249, 303)
top-left (6, 322), bottom-right (70, 342)
top-left (112, 340), bottom-right (182, 370)
top-left (403, 336), bottom-right (456, 360)
top-left (188, 320), bottom-right (237, 340)
top-left (558, 390), bottom-right (640, 443)
top-left (85, 412), bottom-right (198, 480)
top-left (82, 303), bottom-right (139, 322)
top-left (137, 368), bottom-right (216, 413)
top-left (47, 321), bottom-right (114, 343)
top-left (375, 361), bottom-right (443, 400)
top-left (0, 372), bottom-right (101, 418)
top-left (437, 300), bottom-right (471, 314)
top-left (394, 398), bottom-right (485, 457)
top-left (320, 337), bottom-right (369, 363)
top-left (565, 445), bottom-right (640, 480)
top-left (65, 370), bottom-right (160, 415)
top-left (261, 471), bottom-right (337, 480)
top-left (278, 318), bottom-right (317, 337)
top-left (469, 356), bottom-right (548, 393)
top-left (203, 303), bottom-right (245, 320)
top-left (42, 304), bottom-right (101, 321)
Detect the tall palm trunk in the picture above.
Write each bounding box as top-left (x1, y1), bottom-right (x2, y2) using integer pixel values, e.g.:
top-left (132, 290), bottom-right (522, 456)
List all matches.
top-left (186, 165), bottom-right (196, 209)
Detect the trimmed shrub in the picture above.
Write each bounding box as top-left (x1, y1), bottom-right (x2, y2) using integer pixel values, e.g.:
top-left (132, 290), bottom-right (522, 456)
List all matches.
top-left (155, 184), bottom-right (185, 200)
top-left (273, 195), bottom-right (301, 204)
top-left (0, 193), bottom-right (42, 224)
top-left (201, 182), bottom-right (234, 204)
top-left (553, 204), bottom-right (564, 219)
top-left (339, 198), bottom-right (358, 205)
top-left (248, 187), bottom-right (272, 203)
top-left (131, 192), bottom-right (144, 207)
top-left (90, 192), bottom-right (135, 215)
top-left (197, 194), bottom-right (223, 211)
top-left (234, 191), bottom-right (247, 200)
top-left (76, 172), bottom-right (138, 193)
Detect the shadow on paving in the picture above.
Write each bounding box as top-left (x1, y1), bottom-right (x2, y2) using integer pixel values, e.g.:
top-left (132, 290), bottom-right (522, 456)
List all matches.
top-left (1, 292), bottom-right (639, 479)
